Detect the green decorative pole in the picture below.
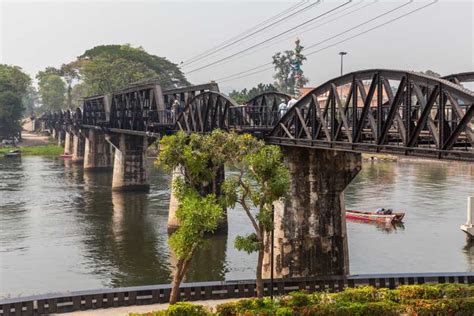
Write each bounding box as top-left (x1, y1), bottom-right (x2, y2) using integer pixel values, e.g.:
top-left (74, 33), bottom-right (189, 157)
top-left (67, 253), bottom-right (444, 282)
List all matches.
top-left (292, 38), bottom-right (305, 98)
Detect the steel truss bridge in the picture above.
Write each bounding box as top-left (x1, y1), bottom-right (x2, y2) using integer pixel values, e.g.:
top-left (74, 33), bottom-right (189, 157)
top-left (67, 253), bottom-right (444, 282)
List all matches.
top-left (41, 69), bottom-right (474, 161)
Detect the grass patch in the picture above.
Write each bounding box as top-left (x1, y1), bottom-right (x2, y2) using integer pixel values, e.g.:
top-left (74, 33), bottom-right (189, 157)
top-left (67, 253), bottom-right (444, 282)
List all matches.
top-left (0, 144), bottom-right (63, 156)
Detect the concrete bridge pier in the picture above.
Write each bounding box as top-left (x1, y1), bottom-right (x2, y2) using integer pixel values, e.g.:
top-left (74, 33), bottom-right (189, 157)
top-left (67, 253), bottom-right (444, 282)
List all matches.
top-left (83, 129), bottom-right (112, 170)
top-left (57, 130), bottom-right (66, 147)
top-left (168, 165), bottom-right (227, 234)
top-left (71, 132), bottom-right (85, 163)
top-left (109, 134), bottom-right (150, 191)
top-left (64, 131), bottom-right (74, 155)
top-left (263, 147), bottom-right (361, 278)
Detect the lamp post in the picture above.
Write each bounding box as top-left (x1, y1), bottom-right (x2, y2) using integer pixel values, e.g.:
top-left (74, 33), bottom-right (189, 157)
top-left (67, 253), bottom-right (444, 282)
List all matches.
top-left (270, 204), bottom-right (274, 300)
top-left (339, 51), bottom-right (348, 76)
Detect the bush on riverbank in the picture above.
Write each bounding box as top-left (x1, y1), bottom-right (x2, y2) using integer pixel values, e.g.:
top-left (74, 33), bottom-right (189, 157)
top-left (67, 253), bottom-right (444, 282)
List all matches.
top-left (0, 144), bottom-right (63, 156)
top-left (129, 284), bottom-right (474, 316)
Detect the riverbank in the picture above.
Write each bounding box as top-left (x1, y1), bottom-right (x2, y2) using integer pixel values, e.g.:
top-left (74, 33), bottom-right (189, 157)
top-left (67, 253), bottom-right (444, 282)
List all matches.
top-left (0, 144), bottom-right (62, 156)
top-left (0, 132), bottom-right (62, 156)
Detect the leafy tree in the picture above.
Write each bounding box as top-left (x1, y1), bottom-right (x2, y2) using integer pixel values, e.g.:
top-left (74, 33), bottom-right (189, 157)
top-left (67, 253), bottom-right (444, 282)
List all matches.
top-left (23, 85), bottom-right (39, 116)
top-left (59, 62), bottom-right (80, 109)
top-left (229, 83), bottom-right (278, 104)
top-left (70, 82), bottom-right (89, 109)
top-left (0, 64), bottom-right (31, 140)
top-left (221, 135), bottom-right (290, 298)
top-left (37, 70), bottom-right (66, 111)
top-left (422, 69), bottom-right (441, 78)
top-left (77, 44), bottom-right (190, 95)
top-left (157, 130), bottom-right (289, 301)
top-left (156, 131), bottom-right (228, 304)
top-left (272, 39), bottom-right (308, 96)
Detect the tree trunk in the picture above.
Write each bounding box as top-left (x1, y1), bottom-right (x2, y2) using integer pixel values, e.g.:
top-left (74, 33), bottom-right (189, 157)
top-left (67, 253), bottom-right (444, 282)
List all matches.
top-left (170, 259), bottom-right (185, 304)
top-left (256, 242), bottom-right (264, 298)
top-left (170, 257), bottom-right (192, 304)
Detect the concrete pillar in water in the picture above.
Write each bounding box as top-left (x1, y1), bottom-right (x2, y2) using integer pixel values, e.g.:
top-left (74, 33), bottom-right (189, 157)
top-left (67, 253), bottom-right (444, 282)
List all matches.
top-left (57, 130), bottom-right (66, 147)
top-left (71, 133), bottom-right (85, 163)
top-left (167, 165), bottom-right (227, 234)
top-left (110, 134), bottom-right (149, 191)
top-left (83, 129), bottom-right (112, 170)
top-left (263, 147), bottom-right (361, 278)
top-left (64, 131), bottom-right (74, 155)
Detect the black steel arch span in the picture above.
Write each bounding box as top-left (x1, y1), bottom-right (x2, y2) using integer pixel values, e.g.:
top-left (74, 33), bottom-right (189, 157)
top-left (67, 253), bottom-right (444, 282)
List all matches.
top-left (268, 69), bottom-right (474, 161)
top-left (176, 91), bottom-right (238, 133)
top-left (442, 72), bottom-right (474, 87)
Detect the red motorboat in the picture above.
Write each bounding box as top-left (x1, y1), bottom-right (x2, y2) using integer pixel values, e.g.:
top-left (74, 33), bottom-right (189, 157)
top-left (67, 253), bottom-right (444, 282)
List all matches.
top-left (346, 209), bottom-right (405, 224)
top-left (60, 153), bottom-right (73, 159)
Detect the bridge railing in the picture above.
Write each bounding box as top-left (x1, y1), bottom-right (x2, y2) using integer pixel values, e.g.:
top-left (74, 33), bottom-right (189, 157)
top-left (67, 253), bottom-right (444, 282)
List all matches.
top-left (229, 106), bottom-right (282, 130)
top-left (1, 272), bottom-right (471, 315)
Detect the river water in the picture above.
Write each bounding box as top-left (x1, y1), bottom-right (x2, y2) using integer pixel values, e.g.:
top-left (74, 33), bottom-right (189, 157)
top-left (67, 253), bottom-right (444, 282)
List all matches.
top-left (0, 156), bottom-right (473, 298)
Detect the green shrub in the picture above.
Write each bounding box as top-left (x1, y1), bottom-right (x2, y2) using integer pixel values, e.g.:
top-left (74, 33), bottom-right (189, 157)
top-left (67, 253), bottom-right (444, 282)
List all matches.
top-left (284, 291), bottom-right (312, 307)
top-left (275, 307), bottom-right (293, 316)
top-left (167, 302), bottom-right (211, 316)
top-left (398, 284), bottom-right (442, 300)
top-left (216, 301), bottom-right (238, 316)
top-left (334, 286), bottom-right (378, 303)
top-left (440, 283), bottom-right (474, 298)
top-left (235, 298), bottom-right (276, 315)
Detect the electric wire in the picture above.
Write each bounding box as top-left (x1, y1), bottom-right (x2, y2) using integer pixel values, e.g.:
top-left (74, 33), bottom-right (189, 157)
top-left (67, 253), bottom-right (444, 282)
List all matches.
top-left (181, 0), bottom-right (321, 67)
top-left (218, 0), bottom-right (438, 84)
top-left (185, 1), bottom-right (352, 74)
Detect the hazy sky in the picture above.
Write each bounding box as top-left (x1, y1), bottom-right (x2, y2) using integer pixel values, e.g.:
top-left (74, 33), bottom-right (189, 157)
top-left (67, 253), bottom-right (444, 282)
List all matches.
top-left (1, 0), bottom-right (473, 93)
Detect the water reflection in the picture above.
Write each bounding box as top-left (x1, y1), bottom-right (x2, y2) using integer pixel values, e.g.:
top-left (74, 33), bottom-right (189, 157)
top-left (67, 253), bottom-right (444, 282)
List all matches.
top-left (346, 218), bottom-right (405, 234)
top-left (0, 156), bottom-right (473, 297)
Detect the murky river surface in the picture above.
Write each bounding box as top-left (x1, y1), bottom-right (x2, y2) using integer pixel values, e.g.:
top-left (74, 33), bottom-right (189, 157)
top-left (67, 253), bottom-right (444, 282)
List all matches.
top-left (0, 156), bottom-right (473, 297)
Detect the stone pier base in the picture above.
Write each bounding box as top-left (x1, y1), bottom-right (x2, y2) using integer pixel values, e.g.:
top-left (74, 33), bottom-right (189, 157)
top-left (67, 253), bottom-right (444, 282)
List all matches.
top-left (57, 130), bottom-right (65, 147)
top-left (110, 134), bottom-right (149, 192)
top-left (263, 147), bottom-right (361, 278)
top-left (168, 165), bottom-right (227, 234)
top-left (84, 130), bottom-right (112, 170)
top-left (71, 133), bottom-right (85, 163)
top-left (64, 131), bottom-right (74, 155)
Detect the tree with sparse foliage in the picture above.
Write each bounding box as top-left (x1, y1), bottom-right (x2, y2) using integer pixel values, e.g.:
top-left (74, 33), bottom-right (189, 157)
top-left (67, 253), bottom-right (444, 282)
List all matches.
top-left (421, 69), bottom-right (441, 78)
top-left (156, 131), bottom-right (229, 304)
top-left (272, 39), bottom-right (308, 96)
top-left (0, 64), bottom-right (31, 141)
top-left (229, 83), bottom-right (278, 104)
top-left (220, 134), bottom-right (290, 298)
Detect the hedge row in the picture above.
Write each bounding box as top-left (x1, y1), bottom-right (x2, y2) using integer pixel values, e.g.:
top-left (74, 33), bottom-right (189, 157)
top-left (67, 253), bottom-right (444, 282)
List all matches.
top-left (129, 283), bottom-right (474, 316)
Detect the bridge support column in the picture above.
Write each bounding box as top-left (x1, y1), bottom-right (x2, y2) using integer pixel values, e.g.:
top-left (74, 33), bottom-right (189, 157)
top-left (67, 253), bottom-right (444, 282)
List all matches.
top-left (84, 130), bottom-right (112, 170)
top-left (57, 130), bottom-right (65, 147)
top-left (168, 165), bottom-right (227, 234)
top-left (71, 133), bottom-right (85, 163)
top-left (110, 134), bottom-right (149, 191)
top-left (263, 147), bottom-right (361, 278)
top-left (64, 131), bottom-right (74, 155)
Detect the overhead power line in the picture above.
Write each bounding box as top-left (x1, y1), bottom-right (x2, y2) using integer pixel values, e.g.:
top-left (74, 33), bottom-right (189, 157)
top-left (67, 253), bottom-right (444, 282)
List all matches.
top-left (218, 0), bottom-right (438, 84)
top-left (215, 0), bottom-right (377, 82)
top-left (181, 0), bottom-right (320, 68)
top-left (185, 1), bottom-right (352, 75)
top-left (181, 0), bottom-right (309, 66)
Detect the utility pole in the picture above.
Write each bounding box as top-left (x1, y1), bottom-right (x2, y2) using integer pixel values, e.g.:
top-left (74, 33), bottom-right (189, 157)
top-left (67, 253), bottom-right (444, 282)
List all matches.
top-left (339, 51), bottom-right (347, 76)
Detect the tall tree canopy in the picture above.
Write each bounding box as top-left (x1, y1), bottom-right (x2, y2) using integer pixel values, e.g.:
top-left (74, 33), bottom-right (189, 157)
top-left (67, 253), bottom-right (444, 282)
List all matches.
top-left (229, 83), bottom-right (277, 104)
top-left (36, 69), bottom-right (67, 112)
top-left (272, 39), bottom-right (308, 96)
top-left (77, 44), bottom-right (190, 95)
top-left (0, 64), bottom-right (31, 139)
